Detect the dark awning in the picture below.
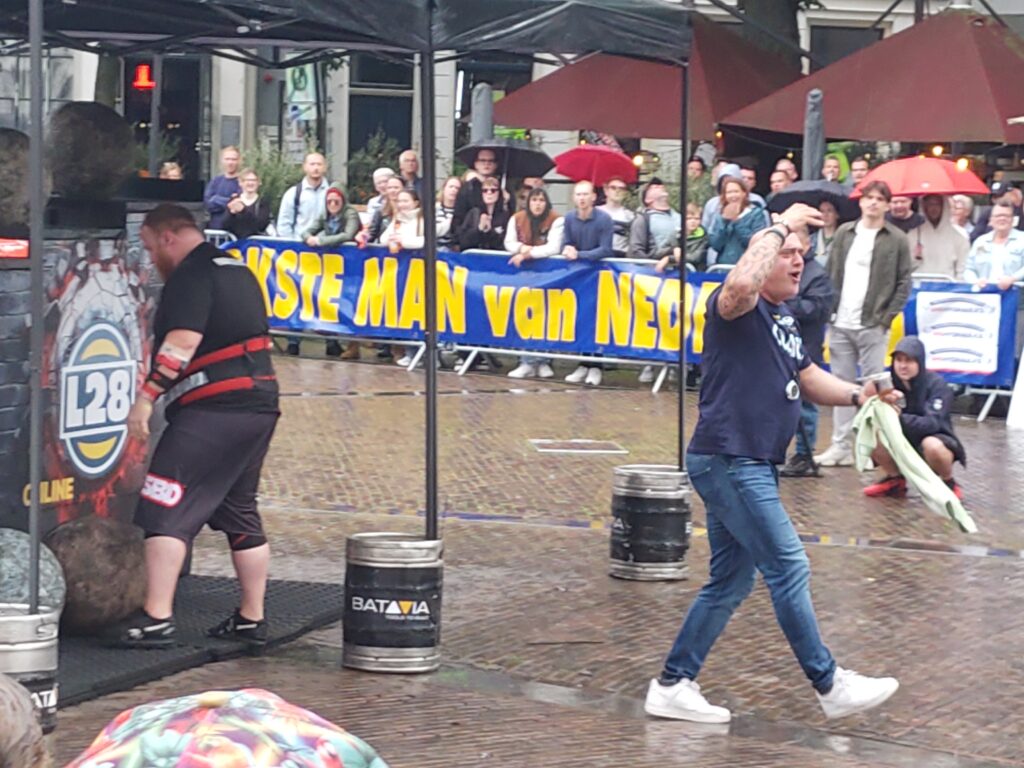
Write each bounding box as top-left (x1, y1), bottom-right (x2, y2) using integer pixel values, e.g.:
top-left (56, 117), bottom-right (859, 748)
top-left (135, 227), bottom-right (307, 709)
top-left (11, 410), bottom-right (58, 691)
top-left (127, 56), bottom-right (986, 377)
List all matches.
top-left (721, 10), bottom-right (1024, 144)
top-left (0, 0), bottom-right (691, 62)
top-left (433, 0), bottom-right (691, 64)
top-left (0, 0), bottom-right (429, 54)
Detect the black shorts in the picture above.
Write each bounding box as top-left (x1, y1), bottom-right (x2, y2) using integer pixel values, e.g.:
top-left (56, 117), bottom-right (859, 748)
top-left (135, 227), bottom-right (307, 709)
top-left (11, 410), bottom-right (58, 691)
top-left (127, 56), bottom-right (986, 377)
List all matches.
top-left (914, 433), bottom-right (967, 467)
top-left (134, 408), bottom-right (279, 544)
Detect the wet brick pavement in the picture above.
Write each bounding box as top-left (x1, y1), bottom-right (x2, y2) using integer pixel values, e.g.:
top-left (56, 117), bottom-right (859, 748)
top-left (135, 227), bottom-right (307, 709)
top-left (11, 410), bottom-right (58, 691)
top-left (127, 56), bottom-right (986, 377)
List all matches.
top-left (54, 356), bottom-right (1024, 766)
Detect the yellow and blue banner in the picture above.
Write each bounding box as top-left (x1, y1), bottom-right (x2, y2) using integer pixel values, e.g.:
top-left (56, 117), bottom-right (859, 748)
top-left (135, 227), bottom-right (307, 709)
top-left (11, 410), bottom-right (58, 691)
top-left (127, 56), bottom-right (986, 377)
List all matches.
top-left (225, 240), bottom-right (724, 363)
top-left (224, 240), bottom-right (1018, 384)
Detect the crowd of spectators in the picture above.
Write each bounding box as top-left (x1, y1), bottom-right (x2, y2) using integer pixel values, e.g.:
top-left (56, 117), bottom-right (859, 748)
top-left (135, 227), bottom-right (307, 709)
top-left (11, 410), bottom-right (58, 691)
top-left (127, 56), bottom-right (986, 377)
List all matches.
top-left (199, 144), bottom-right (1023, 391)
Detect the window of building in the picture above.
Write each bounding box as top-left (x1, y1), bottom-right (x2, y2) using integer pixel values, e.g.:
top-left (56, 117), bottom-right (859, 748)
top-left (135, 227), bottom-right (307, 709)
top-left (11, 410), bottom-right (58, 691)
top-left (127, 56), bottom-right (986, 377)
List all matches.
top-left (348, 54), bottom-right (414, 159)
top-left (350, 53), bottom-right (414, 89)
top-left (455, 53), bottom-right (533, 149)
top-left (809, 26), bottom-right (883, 72)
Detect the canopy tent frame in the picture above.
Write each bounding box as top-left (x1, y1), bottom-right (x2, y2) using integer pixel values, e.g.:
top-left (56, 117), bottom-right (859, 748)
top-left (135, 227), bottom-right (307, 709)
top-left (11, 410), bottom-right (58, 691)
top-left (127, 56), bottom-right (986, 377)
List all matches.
top-left (9, 0), bottom-right (693, 614)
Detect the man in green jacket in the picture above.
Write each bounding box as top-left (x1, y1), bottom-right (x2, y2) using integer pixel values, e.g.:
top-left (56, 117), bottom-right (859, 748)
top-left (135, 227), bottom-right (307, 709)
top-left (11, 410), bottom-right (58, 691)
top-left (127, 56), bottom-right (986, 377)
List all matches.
top-left (815, 180), bottom-right (913, 467)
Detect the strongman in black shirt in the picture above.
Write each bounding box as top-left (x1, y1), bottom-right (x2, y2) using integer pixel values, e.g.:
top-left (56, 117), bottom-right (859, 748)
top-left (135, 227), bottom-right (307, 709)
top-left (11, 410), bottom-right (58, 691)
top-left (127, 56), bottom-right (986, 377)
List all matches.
top-left (118, 204), bottom-right (279, 650)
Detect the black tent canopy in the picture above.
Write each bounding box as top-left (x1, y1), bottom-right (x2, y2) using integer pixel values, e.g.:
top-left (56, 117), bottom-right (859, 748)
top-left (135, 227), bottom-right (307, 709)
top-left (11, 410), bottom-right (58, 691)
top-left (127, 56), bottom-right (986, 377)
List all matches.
top-left (0, 0), bottom-right (691, 60)
top-left (10, 0), bottom-right (691, 611)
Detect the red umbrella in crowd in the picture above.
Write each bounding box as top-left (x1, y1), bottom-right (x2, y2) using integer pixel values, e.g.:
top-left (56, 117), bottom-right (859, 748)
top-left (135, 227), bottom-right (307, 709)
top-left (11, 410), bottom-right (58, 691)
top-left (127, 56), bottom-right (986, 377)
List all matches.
top-left (554, 144), bottom-right (638, 186)
top-left (850, 156), bottom-right (989, 198)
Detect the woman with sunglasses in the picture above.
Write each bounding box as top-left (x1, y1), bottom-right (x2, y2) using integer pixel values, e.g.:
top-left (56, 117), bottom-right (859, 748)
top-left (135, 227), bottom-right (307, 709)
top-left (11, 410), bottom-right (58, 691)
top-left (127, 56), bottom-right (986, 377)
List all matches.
top-left (457, 178), bottom-right (512, 252)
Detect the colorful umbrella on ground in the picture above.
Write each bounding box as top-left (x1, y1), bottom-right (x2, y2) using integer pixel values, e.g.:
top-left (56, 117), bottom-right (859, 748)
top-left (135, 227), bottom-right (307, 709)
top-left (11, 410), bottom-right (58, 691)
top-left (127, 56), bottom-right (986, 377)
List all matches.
top-left (767, 180), bottom-right (859, 222)
top-left (850, 156), bottom-right (989, 198)
top-left (554, 144), bottom-right (637, 186)
top-left (65, 688), bottom-right (390, 768)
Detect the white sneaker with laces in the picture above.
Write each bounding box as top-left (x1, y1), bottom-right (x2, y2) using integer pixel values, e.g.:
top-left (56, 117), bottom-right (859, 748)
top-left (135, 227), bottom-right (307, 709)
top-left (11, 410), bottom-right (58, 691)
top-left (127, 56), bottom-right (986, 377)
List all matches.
top-left (508, 363), bottom-right (536, 379)
top-left (585, 367), bottom-right (603, 386)
top-left (638, 365), bottom-right (655, 384)
top-left (565, 365), bottom-right (589, 384)
top-left (644, 678), bottom-right (731, 723)
top-left (814, 444), bottom-right (854, 467)
top-left (395, 355), bottom-right (413, 367)
top-left (817, 667), bottom-right (899, 720)
top-left (537, 363), bottom-right (555, 379)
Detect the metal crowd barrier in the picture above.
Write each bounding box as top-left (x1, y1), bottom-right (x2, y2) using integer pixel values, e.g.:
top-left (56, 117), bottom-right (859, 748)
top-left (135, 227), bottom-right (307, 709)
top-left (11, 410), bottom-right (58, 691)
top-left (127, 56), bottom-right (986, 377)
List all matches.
top-left (227, 239), bottom-right (1024, 409)
top-left (204, 229), bottom-right (237, 247)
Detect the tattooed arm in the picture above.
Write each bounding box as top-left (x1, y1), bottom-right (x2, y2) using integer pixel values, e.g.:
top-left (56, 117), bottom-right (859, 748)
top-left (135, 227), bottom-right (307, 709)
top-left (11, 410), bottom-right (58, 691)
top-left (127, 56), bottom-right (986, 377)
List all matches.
top-left (716, 203), bottom-right (825, 321)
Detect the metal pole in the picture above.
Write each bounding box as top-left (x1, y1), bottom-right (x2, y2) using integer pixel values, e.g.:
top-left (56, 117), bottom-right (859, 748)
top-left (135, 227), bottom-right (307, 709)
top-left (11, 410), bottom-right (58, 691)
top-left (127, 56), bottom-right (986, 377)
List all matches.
top-left (420, 42), bottom-right (439, 540)
top-left (914, 0), bottom-right (925, 23)
top-left (677, 62), bottom-right (689, 473)
top-left (147, 54), bottom-right (163, 177)
top-left (28, 0), bottom-right (45, 614)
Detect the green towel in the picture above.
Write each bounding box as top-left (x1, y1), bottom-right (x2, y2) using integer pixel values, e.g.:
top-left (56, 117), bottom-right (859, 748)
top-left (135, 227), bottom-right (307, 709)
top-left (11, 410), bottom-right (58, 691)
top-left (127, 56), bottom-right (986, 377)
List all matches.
top-left (852, 397), bottom-right (977, 534)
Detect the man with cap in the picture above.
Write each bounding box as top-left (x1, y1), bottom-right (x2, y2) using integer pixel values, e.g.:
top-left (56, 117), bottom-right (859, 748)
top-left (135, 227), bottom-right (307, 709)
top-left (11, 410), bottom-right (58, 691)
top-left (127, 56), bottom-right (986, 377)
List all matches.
top-left (863, 336), bottom-right (965, 500)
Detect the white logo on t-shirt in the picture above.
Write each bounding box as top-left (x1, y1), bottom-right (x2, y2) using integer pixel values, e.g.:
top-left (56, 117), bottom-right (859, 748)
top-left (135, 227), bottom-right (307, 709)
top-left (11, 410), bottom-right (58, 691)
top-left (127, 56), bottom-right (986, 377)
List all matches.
top-left (771, 322), bottom-right (804, 361)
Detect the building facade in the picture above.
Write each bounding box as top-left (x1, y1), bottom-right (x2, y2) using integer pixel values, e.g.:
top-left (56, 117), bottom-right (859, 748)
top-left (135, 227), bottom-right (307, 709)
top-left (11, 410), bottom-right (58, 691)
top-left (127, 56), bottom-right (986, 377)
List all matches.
top-left (0, 0), bottom-right (995, 197)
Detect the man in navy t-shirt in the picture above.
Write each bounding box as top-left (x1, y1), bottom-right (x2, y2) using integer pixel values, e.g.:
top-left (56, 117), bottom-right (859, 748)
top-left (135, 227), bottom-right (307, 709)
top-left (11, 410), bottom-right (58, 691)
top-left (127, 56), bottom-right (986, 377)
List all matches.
top-left (644, 204), bottom-right (900, 725)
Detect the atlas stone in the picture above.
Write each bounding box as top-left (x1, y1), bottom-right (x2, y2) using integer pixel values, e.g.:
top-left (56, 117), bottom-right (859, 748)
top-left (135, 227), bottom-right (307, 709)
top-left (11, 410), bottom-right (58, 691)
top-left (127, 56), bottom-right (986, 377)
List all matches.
top-left (0, 674), bottom-right (50, 768)
top-left (0, 128), bottom-right (31, 231)
top-left (0, 529), bottom-right (66, 610)
top-left (44, 516), bottom-right (145, 634)
top-left (46, 102), bottom-right (134, 200)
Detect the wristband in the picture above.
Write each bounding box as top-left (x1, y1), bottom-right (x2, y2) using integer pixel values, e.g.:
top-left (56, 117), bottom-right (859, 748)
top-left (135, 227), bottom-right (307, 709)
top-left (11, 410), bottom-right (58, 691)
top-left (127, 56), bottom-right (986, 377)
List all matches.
top-left (850, 389), bottom-right (862, 407)
top-left (764, 226), bottom-right (787, 245)
top-left (141, 380), bottom-right (161, 401)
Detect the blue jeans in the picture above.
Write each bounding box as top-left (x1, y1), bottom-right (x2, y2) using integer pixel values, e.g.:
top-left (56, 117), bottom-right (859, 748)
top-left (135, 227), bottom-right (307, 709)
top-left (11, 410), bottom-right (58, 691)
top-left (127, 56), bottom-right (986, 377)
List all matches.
top-left (795, 400), bottom-right (819, 457)
top-left (661, 453), bottom-right (836, 693)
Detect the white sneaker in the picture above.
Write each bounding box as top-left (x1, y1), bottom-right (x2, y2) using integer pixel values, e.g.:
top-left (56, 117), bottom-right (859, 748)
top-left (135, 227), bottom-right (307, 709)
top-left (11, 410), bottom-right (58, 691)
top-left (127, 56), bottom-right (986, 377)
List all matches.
top-left (395, 355), bottom-right (413, 367)
top-left (817, 667), bottom-right (899, 720)
top-left (537, 363), bottom-right (555, 379)
top-left (638, 365), bottom-right (655, 384)
top-left (508, 363), bottom-right (536, 379)
top-left (585, 368), bottom-right (603, 386)
top-left (643, 678), bottom-right (731, 724)
top-left (814, 444), bottom-right (854, 467)
top-left (565, 365), bottom-right (589, 384)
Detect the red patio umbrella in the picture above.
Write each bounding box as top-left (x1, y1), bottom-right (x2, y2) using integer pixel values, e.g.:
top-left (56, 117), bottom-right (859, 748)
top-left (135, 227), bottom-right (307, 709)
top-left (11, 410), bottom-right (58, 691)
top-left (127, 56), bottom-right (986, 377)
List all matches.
top-left (492, 14), bottom-right (800, 140)
top-left (850, 156), bottom-right (989, 198)
top-left (722, 10), bottom-right (1024, 143)
top-left (554, 145), bottom-right (638, 186)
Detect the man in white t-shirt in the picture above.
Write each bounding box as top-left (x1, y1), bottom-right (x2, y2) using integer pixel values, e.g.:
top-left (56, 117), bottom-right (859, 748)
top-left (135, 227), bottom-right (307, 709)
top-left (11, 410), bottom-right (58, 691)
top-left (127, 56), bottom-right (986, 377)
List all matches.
top-left (815, 181), bottom-right (913, 467)
top-left (598, 176), bottom-right (636, 257)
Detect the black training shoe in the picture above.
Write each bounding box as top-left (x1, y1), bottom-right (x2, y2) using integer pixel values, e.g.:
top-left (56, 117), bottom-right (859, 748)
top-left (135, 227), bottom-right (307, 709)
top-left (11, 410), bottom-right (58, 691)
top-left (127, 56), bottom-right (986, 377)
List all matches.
top-left (779, 454), bottom-right (819, 478)
top-left (115, 610), bottom-right (176, 649)
top-left (286, 341), bottom-right (300, 356)
top-left (325, 340), bottom-right (342, 358)
top-left (207, 609), bottom-right (269, 651)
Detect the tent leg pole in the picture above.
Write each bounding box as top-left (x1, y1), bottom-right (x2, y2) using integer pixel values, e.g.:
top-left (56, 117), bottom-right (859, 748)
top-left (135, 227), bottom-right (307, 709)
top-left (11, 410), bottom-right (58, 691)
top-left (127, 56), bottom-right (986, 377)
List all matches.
top-left (420, 45), bottom-right (439, 541)
top-left (677, 62), bottom-right (689, 473)
top-left (28, 0), bottom-right (45, 614)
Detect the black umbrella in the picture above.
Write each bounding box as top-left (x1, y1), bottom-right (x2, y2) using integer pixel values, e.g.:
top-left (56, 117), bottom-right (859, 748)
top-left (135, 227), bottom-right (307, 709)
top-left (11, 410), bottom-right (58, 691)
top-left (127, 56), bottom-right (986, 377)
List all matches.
top-left (767, 180), bottom-right (859, 222)
top-left (456, 137), bottom-right (554, 179)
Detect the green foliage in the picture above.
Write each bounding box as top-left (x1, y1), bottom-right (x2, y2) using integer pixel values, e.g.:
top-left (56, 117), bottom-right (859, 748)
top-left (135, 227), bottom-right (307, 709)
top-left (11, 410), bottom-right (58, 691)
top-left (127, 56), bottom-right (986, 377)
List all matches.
top-left (654, 160), bottom-right (713, 211)
top-left (347, 128), bottom-right (402, 204)
top-left (131, 135), bottom-right (182, 174)
top-left (241, 143), bottom-right (305, 214)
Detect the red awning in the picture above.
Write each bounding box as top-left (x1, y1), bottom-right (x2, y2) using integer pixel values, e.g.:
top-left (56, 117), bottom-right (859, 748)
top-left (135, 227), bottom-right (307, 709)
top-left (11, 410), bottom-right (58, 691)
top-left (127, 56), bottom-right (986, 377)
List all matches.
top-left (492, 15), bottom-right (800, 140)
top-left (722, 10), bottom-right (1024, 144)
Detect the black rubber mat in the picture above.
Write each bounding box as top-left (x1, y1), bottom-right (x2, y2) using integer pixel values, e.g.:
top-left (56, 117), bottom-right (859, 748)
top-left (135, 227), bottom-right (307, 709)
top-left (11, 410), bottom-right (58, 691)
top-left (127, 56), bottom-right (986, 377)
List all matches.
top-left (58, 575), bottom-right (343, 707)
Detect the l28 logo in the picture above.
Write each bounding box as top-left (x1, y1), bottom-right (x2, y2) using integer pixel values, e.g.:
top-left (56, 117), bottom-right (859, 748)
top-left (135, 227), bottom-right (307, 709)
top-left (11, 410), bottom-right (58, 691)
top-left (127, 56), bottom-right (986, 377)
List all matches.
top-left (59, 323), bottom-right (136, 477)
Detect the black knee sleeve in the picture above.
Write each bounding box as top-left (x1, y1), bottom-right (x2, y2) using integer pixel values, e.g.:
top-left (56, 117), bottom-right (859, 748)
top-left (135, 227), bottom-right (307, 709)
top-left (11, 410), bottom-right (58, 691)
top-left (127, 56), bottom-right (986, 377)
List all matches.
top-left (227, 532), bottom-right (267, 551)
